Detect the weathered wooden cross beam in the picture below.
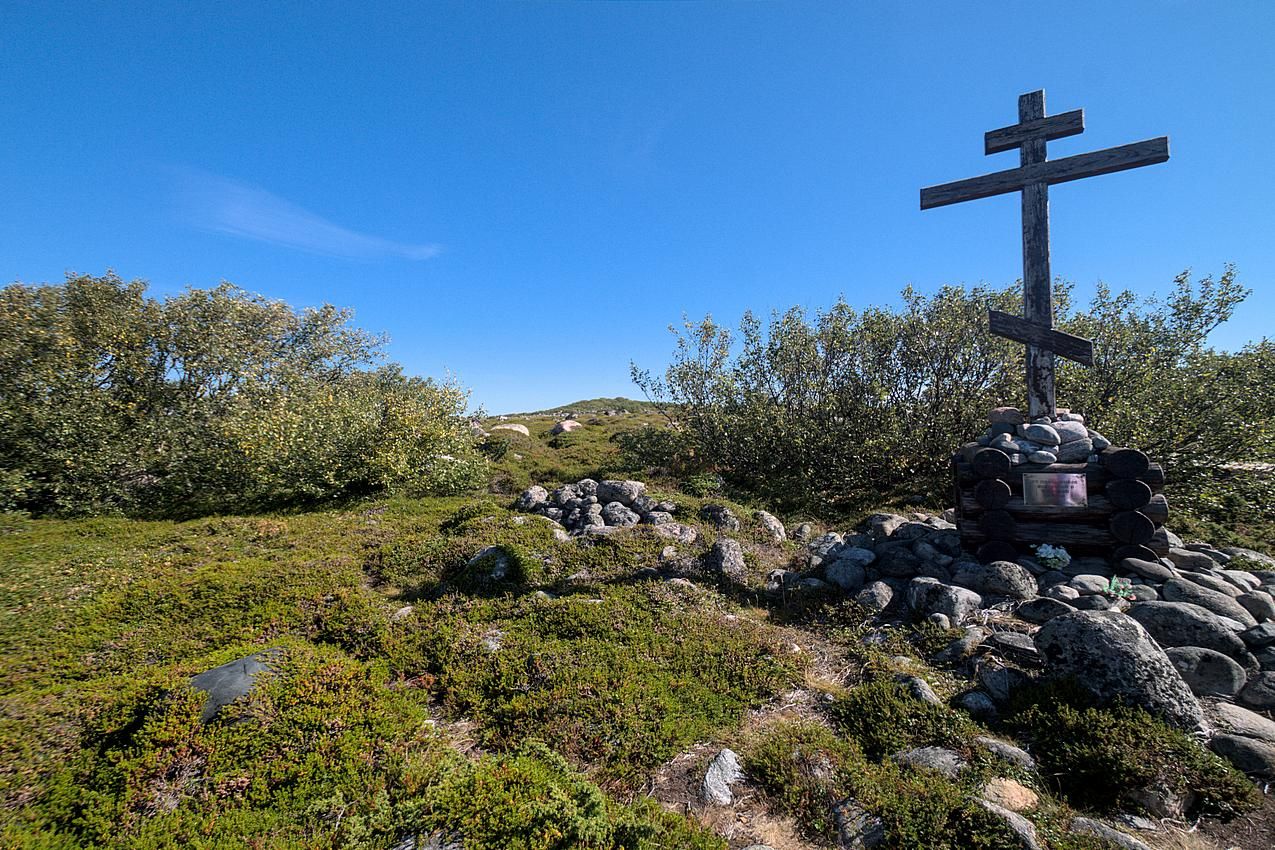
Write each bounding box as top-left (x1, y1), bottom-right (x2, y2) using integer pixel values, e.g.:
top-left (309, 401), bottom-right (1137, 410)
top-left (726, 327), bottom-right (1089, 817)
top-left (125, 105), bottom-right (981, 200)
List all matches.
top-left (921, 90), bottom-right (1169, 418)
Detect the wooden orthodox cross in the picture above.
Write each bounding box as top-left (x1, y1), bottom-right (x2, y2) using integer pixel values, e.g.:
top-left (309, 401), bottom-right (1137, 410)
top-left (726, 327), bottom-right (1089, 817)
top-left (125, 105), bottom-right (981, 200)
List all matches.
top-left (921, 90), bottom-right (1169, 418)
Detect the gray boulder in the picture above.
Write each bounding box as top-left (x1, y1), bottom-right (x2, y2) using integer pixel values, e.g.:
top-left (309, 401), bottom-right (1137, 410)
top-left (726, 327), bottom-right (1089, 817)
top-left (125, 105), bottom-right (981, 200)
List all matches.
top-left (955, 691), bottom-right (1000, 722)
top-left (1211, 700), bottom-right (1275, 742)
top-left (1126, 601), bottom-right (1247, 658)
top-left (1180, 570), bottom-right (1242, 597)
top-left (985, 631), bottom-right (1040, 666)
top-left (699, 504), bottom-right (740, 531)
top-left (601, 501), bottom-right (640, 527)
top-left (830, 798), bottom-right (886, 849)
top-left (514, 485), bottom-right (549, 511)
top-left (596, 479), bottom-right (645, 505)
top-left (705, 538), bottom-right (747, 584)
top-left (955, 560), bottom-right (1037, 600)
top-left (1238, 591), bottom-right (1275, 623)
top-left (1015, 597), bottom-right (1076, 624)
top-left (1161, 578), bottom-right (1257, 626)
top-left (653, 522), bottom-right (699, 545)
top-left (467, 546), bottom-right (513, 580)
top-left (975, 736), bottom-right (1035, 770)
top-left (641, 510), bottom-right (674, 525)
top-left (1239, 671), bottom-right (1275, 711)
top-left (856, 581), bottom-right (895, 612)
top-left (1118, 557), bottom-right (1175, 583)
top-left (754, 510), bottom-right (786, 543)
top-left (1166, 547), bottom-right (1218, 572)
top-left (826, 558), bottom-right (867, 593)
top-left (1241, 622), bottom-right (1275, 649)
top-left (978, 801), bottom-right (1043, 850)
top-left (1164, 646), bottom-right (1247, 698)
top-left (1209, 734), bottom-right (1275, 780)
top-left (1017, 422), bottom-right (1060, 445)
top-left (790, 522), bottom-right (813, 542)
top-left (701, 748), bottom-right (744, 805)
top-left (190, 649), bottom-right (283, 722)
top-left (907, 577), bottom-right (983, 623)
top-left (893, 746), bottom-right (965, 778)
top-left (1055, 438), bottom-right (1094, 463)
top-left (1035, 611), bottom-right (1203, 729)
top-left (1069, 818), bottom-right (1153, 850)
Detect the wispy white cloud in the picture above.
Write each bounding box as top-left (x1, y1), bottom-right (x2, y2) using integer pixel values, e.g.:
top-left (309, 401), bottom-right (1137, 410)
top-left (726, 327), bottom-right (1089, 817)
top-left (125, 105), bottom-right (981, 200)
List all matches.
top-left (170, 167), bottom-right (442, 260)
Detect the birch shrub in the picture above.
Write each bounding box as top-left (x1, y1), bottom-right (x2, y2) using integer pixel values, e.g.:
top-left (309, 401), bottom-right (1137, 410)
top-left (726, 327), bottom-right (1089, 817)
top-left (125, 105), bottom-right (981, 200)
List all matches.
top-left (0, 272), bottom-right (485, 516)
top-left (635, 269), bottom-right (1271, 523)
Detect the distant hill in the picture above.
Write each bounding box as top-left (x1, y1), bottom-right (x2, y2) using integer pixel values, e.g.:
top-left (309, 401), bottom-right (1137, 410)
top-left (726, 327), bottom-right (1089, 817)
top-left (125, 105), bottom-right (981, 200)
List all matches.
top-left (503, 397), bottom-right (659, 417)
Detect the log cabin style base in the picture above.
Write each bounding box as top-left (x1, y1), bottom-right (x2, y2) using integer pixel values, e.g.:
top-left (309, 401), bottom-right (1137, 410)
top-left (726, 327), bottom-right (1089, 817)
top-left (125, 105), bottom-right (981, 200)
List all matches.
top-left (952, 409), bottom-right (1169, 563)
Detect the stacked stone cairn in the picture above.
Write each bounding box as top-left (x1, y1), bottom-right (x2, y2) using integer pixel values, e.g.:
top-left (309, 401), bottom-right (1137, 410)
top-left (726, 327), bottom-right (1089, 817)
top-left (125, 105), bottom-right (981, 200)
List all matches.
top-left (954, 406), bottom-right (1170, 562)
top-left (514, 478), bottom-right (696, 541)
top-left (789, 507), bottom-right (1275, 782)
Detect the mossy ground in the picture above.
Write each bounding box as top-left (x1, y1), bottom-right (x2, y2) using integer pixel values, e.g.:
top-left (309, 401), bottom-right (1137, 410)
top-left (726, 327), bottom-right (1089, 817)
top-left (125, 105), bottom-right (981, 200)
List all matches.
top-left (1, 411), bottom-right (1269, 848)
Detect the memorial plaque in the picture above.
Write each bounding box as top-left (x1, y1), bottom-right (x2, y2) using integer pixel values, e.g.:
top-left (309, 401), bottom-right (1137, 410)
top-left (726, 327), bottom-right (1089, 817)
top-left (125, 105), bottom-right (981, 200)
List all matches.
top-left (1022, 473), bottom-right (1087, 508)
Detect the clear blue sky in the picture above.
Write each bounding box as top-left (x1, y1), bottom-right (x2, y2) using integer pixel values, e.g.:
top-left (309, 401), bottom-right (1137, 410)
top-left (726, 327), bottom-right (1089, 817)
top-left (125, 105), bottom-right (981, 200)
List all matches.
top-left (2, 1), bottom-right (1271, 413)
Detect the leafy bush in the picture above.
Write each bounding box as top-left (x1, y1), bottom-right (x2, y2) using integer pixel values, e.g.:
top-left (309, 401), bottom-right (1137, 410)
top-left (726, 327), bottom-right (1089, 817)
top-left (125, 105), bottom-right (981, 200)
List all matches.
top-left (1006, 681), bottom-right (1258, 818)
top-left (634, 269), bottom-right (1273, 529)
top-left (0, 272), bottom-right (486, 516)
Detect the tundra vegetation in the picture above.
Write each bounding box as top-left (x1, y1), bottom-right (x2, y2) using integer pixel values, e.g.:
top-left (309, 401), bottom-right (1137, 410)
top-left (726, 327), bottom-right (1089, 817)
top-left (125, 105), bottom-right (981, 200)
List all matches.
top-left (0, 270), bottom-right (1271, 849)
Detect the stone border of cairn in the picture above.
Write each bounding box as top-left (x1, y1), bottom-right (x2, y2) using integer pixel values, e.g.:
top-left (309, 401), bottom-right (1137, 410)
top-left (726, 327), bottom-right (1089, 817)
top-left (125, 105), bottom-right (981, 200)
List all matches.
top-left (953, 407), bottom-right (1170, 564)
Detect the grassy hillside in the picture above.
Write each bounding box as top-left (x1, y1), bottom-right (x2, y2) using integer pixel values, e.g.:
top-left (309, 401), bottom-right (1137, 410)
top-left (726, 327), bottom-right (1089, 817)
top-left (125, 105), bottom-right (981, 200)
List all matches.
top-left (1, 415), bottom-right (1269, 849)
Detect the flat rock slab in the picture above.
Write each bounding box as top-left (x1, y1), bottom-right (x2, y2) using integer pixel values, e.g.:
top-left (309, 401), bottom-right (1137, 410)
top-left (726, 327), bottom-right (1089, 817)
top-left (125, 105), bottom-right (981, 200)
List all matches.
top-left (190, 648), bottom-right (283, 722)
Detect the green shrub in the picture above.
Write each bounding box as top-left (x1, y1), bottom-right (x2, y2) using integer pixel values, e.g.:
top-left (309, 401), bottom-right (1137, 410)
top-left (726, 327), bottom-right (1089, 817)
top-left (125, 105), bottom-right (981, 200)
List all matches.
top-left (1006, 681), bottom-right (1259, 818)
top-left (743, 721), bottom-right (861, 834)
top-left (830, 679), bottom-right (978, 760)
top-left (0, 272), bottom-right (486, 517)
top-left (635, 269), bottom-right (1273, 526)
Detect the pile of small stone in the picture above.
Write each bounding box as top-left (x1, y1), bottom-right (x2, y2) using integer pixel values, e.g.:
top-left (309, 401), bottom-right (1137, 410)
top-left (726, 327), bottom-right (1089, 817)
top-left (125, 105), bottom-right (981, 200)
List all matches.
top-left (514, 478), bottom-right (688, 537)
top-left (973, 406), bottom-right (1111, 465)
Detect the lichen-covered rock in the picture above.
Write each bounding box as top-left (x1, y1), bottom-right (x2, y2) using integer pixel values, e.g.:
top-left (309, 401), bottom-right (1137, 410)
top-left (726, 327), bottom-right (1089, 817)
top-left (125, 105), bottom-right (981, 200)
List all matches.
top-left (1015, 596), bottom-right (1076, 624)
top-left (514, 485), bottom-right (549, 511)
top-left (190, 648), bottom-right (283, 722)
top-left (596, 479), bottom-right (645, 505)
top-left (1209, 734), bottom-right (1275, 780)
top-left (954, 560), bottom-right (1037, 600)
top-left (1161, 578), bottom-right (1257, 627)
top-left (1035, 610), bottom-right (1203, 730)
top-left (1210, 700), bottom-right (1275, 742)
top-left (825, 558), bottom-right (867, 593)
top-left (701, 748), bottom-right (744, 805)
top-left (1239, 671), bottom-right (1275, 711)
top-left (600, 501), bottom-right (640, 527)
top-left (754, 510), bottom-right (786, 543)
top-left (1165, 646), bottom-right (1247, 698)
top-left (907, 577), bottom-right (982, 623)
top-left (856, 580), bottom-right (894, 612)
top-left (893, 746), bottom-right (965, 778)
top-left (1126, 601), bottom-right (1247, 659)
top-left (705, 538), bottom-right (747, 584)
top-left (699, 503), bottom-right (740, 531)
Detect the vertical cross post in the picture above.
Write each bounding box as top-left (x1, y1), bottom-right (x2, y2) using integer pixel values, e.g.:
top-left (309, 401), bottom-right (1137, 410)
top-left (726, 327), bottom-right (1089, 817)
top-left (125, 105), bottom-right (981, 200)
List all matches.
top-left (1019, 91), bottom-right (1054, 418)
top-left (920, 90), bottom-right (1169, 418)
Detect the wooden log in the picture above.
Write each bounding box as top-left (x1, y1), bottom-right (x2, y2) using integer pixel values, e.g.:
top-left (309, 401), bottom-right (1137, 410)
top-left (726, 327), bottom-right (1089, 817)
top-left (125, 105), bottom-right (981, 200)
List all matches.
top-left (954, 460), bottom-right (1164, 493)
top-left (1144, 494), bottom-right (1168, 526)
top-left (985, 108), bottom-right (1085, 154)
top-left (972, 448), bottom-right (1012, 479)
top-left (975, 479), bottom-right (1012, 509)
top-left (977, 540), bottom-right (1020, 564)
top-left (1102, 447), bottom-right (1150, 479)
top-left (1111, 510), bottom-right (1155, 545)
top-left (920, 137), bottom-right (1169, 209)
top-left (989, 309), bottom-right (1093, 366)
top-left (978, 509), bottom-right (1016, 540)
top-left (960, 520), bottom-right (1171, 556)
top-left (1107, 478), bottom-right (1153, 510)
top-left (961, 491), bottom-right (1117, 521)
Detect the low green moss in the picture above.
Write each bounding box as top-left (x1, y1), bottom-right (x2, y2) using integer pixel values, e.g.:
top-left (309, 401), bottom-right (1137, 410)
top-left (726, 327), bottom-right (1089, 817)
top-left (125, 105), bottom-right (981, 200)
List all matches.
top-left (830, 679), bottom-right (980, 761)
top-left (1005, 681), bottom-right (1260, 818)
top-left (393, 582), bottom-right (802, 788)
